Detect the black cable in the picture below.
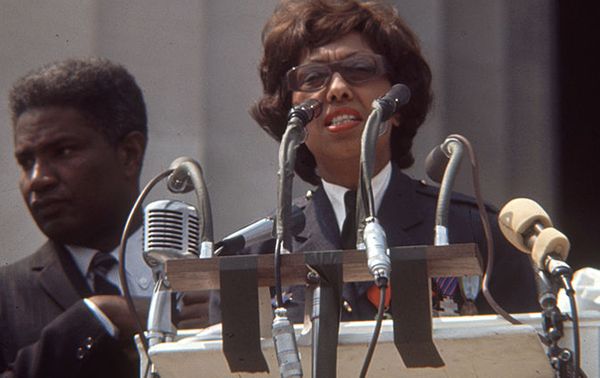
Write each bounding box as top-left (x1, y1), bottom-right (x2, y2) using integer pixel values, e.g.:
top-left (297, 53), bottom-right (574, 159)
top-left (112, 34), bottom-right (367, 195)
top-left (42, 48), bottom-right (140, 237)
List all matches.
top-left (449, 134), bottom-right (522, 325)
top-left (359, 283), bottom-right (387, 378)
top-left (566, 288), bottom-right (581, 376)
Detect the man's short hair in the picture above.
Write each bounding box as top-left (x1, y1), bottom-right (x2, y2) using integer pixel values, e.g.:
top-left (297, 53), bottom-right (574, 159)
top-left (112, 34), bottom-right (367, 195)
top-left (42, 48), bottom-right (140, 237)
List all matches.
top-left (9, 57), bottom-right (147, 145)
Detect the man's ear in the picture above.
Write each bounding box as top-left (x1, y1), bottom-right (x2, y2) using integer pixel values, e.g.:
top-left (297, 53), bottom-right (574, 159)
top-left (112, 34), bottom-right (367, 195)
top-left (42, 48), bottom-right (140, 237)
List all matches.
top-left (117, 131), bottom-right (146, 179)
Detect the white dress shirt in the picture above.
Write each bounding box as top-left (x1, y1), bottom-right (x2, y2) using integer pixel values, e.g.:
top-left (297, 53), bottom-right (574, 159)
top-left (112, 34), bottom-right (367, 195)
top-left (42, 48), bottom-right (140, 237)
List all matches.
top-left (321, 161), bottom-right (392, 232)
top-left (65, 227), bottom-right (154, 336)
top-left (66, 227), bottom-right (153, 297)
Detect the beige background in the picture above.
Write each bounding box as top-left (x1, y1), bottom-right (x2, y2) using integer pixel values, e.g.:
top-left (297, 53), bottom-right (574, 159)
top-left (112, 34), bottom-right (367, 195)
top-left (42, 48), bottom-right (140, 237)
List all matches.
top-left (0, 1), bottom-right (556, 266)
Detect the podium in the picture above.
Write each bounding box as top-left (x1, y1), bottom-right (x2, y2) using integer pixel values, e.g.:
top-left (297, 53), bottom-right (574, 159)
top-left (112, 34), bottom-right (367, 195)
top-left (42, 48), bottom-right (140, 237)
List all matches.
top-left (144, 313), bottom-right (580, 377)
top-left (146, 243), bottom-right (557, 376)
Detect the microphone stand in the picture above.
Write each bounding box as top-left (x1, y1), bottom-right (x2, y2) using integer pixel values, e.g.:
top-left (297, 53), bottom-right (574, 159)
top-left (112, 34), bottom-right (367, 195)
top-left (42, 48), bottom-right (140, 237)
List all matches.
top-left (357, 96), bottom-right (392, 378)
top-left (273, 99), bottom-right (320, 378)
top-left (537, 265), bottom-right (585, 377)
top-left (537, 271), bottom-right (584, 377)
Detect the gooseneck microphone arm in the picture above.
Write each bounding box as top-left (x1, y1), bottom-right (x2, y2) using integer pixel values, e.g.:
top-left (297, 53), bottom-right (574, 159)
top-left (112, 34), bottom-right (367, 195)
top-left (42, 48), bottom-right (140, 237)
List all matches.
top-left (426, 137), bottom-right (464, 246)
top-left (167, 157), bottom-right (214, 257)
top-left (357, 84), bottom-right (409, 378)
top-left (272, 99), bottom-right (321, 378)
top-left (358, 84), bottom-right (410, 284)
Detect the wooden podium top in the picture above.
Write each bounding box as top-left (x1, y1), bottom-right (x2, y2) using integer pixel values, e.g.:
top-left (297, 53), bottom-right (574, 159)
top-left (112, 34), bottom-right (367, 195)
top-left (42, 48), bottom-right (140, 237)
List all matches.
top-left (165, 243), bottom-right (482, 291)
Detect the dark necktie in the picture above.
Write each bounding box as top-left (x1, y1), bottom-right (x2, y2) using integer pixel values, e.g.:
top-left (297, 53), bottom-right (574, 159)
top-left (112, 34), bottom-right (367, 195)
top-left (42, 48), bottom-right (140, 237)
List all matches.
top-left (340, 190), bottom-right (357, 250)
top-left (90, 252), bottom-right (121, 295)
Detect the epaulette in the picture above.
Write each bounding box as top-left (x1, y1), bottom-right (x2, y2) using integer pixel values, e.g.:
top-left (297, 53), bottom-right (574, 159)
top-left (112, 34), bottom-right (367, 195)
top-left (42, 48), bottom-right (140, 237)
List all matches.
top-left (414, 178), bottom-right (499, 214)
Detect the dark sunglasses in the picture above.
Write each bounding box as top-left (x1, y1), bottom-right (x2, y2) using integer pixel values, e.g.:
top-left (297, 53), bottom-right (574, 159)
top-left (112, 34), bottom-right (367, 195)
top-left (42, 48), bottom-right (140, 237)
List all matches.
top-left (285, 53), bottom-right (389, 93)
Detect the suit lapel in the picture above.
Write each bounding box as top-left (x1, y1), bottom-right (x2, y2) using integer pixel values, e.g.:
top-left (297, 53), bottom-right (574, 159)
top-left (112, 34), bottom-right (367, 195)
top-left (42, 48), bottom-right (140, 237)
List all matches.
top-left (378, 166), bottom-right (425, 247)
top-left (294, 186), bottom-right (340, 253)
top-left (35, 241), bottom-right (92, 310)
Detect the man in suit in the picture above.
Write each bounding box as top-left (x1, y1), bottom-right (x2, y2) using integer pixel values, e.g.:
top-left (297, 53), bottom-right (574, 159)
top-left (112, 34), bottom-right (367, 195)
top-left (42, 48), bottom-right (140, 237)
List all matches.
top-left (1, 57), bottom-right (154, 377)
top-left (211, 0), bottom-right (538, 324)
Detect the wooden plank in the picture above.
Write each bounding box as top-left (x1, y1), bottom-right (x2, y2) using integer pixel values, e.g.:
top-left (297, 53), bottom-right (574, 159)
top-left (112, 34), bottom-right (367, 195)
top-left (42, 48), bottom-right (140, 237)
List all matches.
top-left (165, 243), bottom-right (482, 292)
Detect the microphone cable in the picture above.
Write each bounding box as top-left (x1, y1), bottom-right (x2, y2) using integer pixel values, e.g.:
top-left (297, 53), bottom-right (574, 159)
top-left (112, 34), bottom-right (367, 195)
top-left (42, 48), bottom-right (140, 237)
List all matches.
top-left (118, 168), bottom-right (172, 378)
top-left (446, 134), bottom-right (521, 325)
top-left (566, 285), bottom-right (582, 376)
top-left (359, 284), bottom-right (388, 378)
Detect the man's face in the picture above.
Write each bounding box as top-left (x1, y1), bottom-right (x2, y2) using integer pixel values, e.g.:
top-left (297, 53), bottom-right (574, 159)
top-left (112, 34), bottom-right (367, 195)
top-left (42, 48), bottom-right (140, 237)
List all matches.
top-left (14, 106), bottom-right (137, 250)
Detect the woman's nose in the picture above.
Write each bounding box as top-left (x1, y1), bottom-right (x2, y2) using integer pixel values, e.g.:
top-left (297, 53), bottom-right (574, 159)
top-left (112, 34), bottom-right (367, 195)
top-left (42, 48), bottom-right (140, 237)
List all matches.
top-left (325, 72), bottom-right (354, 103)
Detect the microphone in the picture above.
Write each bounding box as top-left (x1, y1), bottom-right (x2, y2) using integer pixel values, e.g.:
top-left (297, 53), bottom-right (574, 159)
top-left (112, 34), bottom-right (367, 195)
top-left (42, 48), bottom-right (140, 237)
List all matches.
top-left (143, 199), bottom-right (200, 267)
top-left (425, 136), bottom-right (464, 245)
top-left (272, 308), bottom-right (303, 377)
top-left (286, 98), bottom-right (322, 129)
top-left (498, 198), bottom-right (572, 281)
top-left (142, 199), bottom-right (200, 347)
top-left (269, 99), bottom-right (322, 378)
top-left (357, 86), bottom-right (410, 284)
top-left (425, 137), bottom-right (463, 184)
top-left (215, 205), bottom-right (306, 256)
top-left (373, 83), bottom-right (411, 122)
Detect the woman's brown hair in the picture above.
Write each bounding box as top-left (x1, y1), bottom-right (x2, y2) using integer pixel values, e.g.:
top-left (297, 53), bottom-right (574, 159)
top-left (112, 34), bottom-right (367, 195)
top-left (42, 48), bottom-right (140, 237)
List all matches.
top-left (251, 0), bottom-right (432, 185)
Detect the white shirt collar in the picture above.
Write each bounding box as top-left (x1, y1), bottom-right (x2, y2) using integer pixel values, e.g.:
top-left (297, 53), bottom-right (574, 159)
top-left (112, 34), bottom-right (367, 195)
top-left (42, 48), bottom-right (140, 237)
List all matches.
top-left (322, 161), bottom-right (392, 231)
top-left (65, 227), bottom-right (153, 297)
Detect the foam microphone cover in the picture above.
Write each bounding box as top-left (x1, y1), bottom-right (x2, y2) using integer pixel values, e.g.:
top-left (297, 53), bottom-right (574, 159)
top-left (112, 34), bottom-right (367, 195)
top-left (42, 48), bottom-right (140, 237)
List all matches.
top-left (531, 227), bottom-right (570, 270)
top-left (425, 145), bottom-right (448, 184)
top-left (498, 198), bottom-right (552, 253)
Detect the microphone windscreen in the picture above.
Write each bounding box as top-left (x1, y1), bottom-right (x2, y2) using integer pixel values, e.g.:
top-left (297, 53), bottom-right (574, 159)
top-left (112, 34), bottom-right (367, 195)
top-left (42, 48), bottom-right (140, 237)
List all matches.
top-left (376, 84), bottom-right (411, 121)
top-left (498, 198), bottom-right (552, 253)
top-left (425, 145), bottom-right (448, 183)
top-left (531, 227), bottom-right (570, 269)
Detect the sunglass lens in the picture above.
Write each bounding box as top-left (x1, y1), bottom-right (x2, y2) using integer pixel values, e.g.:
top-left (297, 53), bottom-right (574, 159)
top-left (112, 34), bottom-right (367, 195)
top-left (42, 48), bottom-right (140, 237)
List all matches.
top-left (295, 65), bottom-right (331, 91)
top-left (340, 56), bottom-right (379, 83)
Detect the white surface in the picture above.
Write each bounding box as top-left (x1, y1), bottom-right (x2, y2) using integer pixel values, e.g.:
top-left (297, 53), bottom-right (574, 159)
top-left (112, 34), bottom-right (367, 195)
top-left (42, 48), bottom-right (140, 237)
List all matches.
top-left (146, 312), bottom-right (600, 377)
top-left (558, 268), bottom-right (600, 312)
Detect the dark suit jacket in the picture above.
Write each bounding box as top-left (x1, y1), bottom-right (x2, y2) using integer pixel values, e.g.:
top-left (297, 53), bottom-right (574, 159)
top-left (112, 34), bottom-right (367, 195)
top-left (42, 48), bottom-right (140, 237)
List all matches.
top-left (210, 166), bottom-right (539, 323)
top-left (0, 241), bottom-right (136, 378)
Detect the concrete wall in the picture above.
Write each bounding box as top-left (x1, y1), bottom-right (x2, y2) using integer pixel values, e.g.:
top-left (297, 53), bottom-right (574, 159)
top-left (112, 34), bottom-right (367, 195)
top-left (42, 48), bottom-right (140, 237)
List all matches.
top-left (0, 0), bottom-right (556, 265)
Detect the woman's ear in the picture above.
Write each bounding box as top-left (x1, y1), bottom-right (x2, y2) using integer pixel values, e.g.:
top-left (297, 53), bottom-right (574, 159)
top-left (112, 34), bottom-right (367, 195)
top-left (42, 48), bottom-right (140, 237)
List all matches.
top-left (391, 113), bottom-right (402, 128)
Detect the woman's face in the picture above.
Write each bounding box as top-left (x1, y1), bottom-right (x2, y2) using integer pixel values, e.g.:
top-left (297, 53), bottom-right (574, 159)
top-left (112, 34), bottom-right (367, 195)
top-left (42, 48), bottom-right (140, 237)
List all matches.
top-left (291, 32), bottom-right (394, 181)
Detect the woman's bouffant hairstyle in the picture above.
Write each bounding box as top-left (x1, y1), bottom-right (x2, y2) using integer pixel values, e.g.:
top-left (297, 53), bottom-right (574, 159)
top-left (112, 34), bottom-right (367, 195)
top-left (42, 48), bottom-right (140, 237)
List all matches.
top-left (9, 57), bottom-right (147, 146)
top-left (250, 0), bottom-right (432, 185)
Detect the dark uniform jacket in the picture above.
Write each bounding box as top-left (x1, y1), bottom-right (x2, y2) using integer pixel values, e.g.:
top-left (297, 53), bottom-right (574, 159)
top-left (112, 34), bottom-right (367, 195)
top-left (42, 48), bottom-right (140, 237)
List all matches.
top-left (0, 241), bottom-right (137, 378)
top-left (210, 166), bottom-right (539, 323)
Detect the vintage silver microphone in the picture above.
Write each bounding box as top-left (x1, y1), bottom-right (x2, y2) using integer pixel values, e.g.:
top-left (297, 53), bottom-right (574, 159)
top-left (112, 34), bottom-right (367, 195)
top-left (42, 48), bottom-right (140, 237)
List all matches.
top-left (143, 156), bottom-right (212, 348)
top-left (143, 199), bottom-right (200, 347)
